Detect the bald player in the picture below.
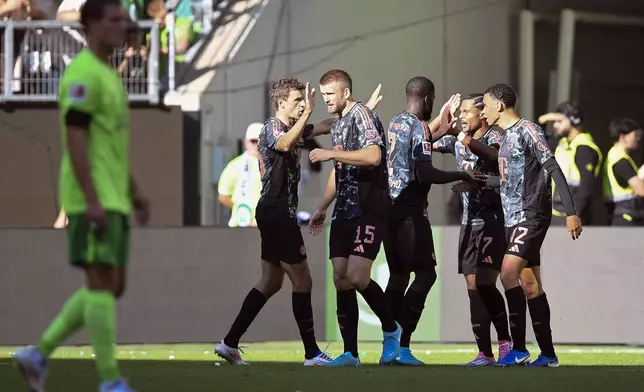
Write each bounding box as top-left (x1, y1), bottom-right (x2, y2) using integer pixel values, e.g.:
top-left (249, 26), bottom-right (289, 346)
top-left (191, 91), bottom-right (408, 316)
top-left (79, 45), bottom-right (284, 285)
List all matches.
top-left (384, 77), bottom-right (479, 365)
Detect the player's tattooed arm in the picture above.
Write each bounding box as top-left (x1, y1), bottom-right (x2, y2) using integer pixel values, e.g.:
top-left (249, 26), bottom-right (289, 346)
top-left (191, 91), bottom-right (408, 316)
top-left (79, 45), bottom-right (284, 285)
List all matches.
top-left (276, 83), bottom-right (315, 151)
top-left (306, 84), bottom-right (383, 138)
top-left (309, 170), bottom-right (336, 235)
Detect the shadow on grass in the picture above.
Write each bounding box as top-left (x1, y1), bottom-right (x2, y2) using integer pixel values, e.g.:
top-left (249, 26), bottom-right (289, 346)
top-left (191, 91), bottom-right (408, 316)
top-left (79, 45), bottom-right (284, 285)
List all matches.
top-left (1, 358), bottom-right (643, 392)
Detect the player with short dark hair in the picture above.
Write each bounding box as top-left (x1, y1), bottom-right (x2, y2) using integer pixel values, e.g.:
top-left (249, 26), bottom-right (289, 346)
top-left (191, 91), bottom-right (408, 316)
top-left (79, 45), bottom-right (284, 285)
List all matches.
top-left (479, 83), bottom-right (582, 367)
top-left (604, 117), bottom-right (644, 225)
top-left (433, 93), bottom-right (513, 366)
top-left (13, 1), bottom-right (149, 391)
top-left (215, 76), bottom-right (382, 366)
top-left (383, 78), bottom-right (480, 365)
top-left (538, 102), bottom-right (603, 225)
top-left (309, 69), bottom-right (400, 367)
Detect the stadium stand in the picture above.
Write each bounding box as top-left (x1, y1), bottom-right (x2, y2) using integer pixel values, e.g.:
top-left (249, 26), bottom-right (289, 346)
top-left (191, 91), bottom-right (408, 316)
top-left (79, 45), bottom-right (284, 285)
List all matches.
top-left (0, 0), bottom-right (229, 103)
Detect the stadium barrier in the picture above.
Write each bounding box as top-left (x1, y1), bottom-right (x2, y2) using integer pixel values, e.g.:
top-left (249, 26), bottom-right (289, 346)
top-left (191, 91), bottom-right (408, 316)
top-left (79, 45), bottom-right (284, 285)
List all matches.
top-left (1, 226), bottom-right (642, 346)
top-left (0, 20), bottom-right (161, 104)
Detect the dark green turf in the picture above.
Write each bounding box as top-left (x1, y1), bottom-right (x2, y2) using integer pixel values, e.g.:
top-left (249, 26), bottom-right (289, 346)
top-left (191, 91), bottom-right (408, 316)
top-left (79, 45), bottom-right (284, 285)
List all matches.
top-left (2, 358), bottom-right (644, 392)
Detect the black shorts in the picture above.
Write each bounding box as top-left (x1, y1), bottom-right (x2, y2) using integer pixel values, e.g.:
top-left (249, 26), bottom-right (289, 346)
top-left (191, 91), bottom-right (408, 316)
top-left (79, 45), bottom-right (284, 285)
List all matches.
top-left (256, 209), bottom-right (306, 265)
top-left (383, 215), bottom-right (436, 274)
top-left (329, 215), bottom-right (385, 261)
top-left (505, 220), bottom-right (550, 267)
top-left (458, 223), bottom-right (506, 275)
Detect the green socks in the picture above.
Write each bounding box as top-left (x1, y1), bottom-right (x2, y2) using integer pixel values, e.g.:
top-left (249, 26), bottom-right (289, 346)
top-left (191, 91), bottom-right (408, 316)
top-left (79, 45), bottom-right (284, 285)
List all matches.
top-left (37, 288), bottom-right (87, 357)
top-left (36, 288), bottom-right (121, 381)
top-left (84, 290), bottom-right (121, 381)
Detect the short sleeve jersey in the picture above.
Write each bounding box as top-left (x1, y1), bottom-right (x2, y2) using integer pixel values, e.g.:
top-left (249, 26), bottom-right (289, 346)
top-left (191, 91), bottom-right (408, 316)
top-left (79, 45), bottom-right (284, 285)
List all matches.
top-left (58, 49), bottom-right (131, 215)
top-left (435, 127), bottom-right (504, 226)
top-left (498, 118), bottom-right (554, 226)
top-left (331, 103), bottom-right (389, 220)
top-left (386, 112), bottom-right (433, 216)
top-left (257, 117), bottom-right (313, 218)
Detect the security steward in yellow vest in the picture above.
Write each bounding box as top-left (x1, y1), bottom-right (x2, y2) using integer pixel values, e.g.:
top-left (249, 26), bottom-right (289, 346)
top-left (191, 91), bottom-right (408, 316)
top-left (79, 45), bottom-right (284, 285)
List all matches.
top-left (539, 101), bottom-right (602, 225)
top-left (603, 118), bottom-right (644, 226)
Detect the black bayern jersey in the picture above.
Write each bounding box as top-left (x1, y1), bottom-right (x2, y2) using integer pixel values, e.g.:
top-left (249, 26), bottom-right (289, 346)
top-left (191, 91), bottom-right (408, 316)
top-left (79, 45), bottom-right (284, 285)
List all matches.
top-left (331, 103), bottom-right (389, 220)
top-left (498, 118), bottom-right (554, 227)
top-left (257, 117), bottom-right (313, 217)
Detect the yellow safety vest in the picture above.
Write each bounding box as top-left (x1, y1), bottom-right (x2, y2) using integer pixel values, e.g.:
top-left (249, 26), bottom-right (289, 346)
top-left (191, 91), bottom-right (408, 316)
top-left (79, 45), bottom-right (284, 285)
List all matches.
top-left (552, 132), bottom-right (602, 216)
top-left (603, 145), bottom-right (643, 222)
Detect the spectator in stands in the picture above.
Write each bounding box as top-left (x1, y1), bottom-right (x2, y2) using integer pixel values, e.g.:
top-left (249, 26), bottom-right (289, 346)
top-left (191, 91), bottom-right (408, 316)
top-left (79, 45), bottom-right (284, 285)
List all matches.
top-left (0, 0), bottom-right (55, 20)
top-left (217, 123), bottom-right (263, 228)
top-left (56, 0), bottom-right (85, 21)
top-left (1, 0), bottom-right (57, 94)
top-left (147, 0), bottom-right (194, 76)
top-left (123, 0), bottom-right (147, 21)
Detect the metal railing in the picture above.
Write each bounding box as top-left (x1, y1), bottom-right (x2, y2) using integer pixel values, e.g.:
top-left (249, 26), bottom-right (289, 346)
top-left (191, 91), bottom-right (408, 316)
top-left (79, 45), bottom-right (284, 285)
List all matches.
top-left (1, 20), bottom-right (161, 104)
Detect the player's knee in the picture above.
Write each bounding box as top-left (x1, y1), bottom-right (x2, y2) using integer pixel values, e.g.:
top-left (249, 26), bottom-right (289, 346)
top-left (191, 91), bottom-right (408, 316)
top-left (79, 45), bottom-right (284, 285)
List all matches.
top-left (520, 279), bottom-right (542, 299)
top-left (499, 271), bottom-right (515, 289)
top-left (347, 271), bottom-right (370, 291)
top-left (257, 275), bottom-right (284, 298)
top-left (465, 276), bottom-right (478, 291)
top-left (291, 273), bottom-right (313, 292)
top-left (386, 272), bottom-right (410, 292)
top-left (410, 268), bottom-right (437, 293)
top-left (332, 269), bottom-right (347, 285)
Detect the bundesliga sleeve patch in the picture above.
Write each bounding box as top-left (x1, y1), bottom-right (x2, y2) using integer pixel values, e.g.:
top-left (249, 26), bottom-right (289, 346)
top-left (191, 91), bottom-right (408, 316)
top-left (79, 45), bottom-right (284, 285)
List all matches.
top-left (69, 83), bottom-right (88, 104)
top-left (422, 141), bottom-right (432, 155)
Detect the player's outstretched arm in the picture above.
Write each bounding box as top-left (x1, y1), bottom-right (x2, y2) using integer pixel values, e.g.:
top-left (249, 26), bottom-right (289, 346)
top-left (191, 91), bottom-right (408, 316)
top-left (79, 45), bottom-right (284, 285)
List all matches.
top-left (328, 145), bottom-right (382, 167)
top-left (459, 134), bottom-right (500, 162)
top-left (277, 83), bottom-right (315, 151)
top-left (416, 160), bottom-right (477, 185)
top-left (452, 175), bottom-right (499, 193)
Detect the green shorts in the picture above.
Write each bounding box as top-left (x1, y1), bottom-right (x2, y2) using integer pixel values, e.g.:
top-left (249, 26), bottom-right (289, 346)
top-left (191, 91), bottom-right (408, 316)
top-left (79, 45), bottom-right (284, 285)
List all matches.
top-left (67, 212), bottom-right (130, 268)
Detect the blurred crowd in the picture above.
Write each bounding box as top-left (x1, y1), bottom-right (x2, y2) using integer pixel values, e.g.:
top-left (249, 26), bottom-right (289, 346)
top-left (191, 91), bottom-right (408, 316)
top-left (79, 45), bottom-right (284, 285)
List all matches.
top-left (0, 0), bottom-right (211, 95)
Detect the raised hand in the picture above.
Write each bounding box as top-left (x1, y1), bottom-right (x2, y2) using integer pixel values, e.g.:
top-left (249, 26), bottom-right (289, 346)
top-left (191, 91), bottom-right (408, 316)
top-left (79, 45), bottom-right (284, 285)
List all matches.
top-left (448, 93), bottom-right (462, 118)
top-left (304, 82), bottom-right (315, 114)
top-left (366, 84), bottom-right (383, 111)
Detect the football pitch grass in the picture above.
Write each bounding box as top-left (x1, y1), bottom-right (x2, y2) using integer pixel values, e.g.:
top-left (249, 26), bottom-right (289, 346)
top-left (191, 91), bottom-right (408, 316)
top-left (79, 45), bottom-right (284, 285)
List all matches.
top-left (2, 342), bottom-right (644, 391)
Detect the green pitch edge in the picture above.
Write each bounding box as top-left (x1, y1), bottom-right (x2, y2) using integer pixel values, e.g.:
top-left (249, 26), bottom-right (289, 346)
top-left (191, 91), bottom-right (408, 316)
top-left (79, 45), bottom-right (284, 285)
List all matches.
top-left (325, 226), bottom-right (441, 342)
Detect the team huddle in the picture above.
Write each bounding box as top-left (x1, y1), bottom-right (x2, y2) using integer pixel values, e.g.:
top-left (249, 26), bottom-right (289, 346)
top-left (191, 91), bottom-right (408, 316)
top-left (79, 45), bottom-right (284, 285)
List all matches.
top-left (10, 1), bottom-right (583, 391)
top-left (214, 70), bottom-right (583, 369)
